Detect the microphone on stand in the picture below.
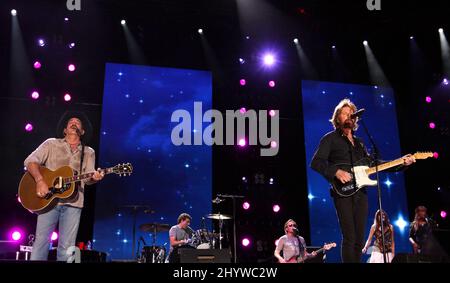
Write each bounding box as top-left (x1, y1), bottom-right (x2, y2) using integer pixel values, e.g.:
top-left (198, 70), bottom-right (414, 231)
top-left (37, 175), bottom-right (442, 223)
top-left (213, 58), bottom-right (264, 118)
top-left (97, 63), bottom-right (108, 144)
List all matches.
top-left (139, 236), bottom-right (147, 246)
top-left (350, 108), bottom-right (365, 119)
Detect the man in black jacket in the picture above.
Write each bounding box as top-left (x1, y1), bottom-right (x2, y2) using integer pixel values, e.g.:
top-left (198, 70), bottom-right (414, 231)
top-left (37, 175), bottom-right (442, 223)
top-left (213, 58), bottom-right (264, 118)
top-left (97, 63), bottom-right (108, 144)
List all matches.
top-left (310, 99), bottom-right (415, 262)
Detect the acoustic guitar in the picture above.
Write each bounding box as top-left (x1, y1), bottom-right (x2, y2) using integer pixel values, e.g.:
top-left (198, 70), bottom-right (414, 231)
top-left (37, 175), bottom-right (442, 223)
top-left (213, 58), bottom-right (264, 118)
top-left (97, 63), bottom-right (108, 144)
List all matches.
top-left (18, 163), bottom-right (133, 214)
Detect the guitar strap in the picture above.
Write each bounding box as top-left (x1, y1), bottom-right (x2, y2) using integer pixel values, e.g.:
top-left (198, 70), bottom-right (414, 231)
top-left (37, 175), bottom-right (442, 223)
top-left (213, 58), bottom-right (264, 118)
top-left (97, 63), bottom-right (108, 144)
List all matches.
top-left (78, 142), bottom-right (85, 187)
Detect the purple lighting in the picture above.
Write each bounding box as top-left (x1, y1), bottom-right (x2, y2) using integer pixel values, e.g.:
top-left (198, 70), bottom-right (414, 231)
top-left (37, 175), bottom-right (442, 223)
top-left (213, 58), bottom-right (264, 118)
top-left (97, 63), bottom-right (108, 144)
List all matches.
top-left (51, 232), bottom-right (58, 241)
top-left (425, 96), bottom-right (432, 103)
top-left (268, 81), bottom-right (276, 88)
top-left (241, 238), bottom-right (250, 247)
top-left (68, 64), bottom-right (76, 72)
top-left (11, 230), bottom-right (22, 241)
top-left (33, 61), bottom-right (42, 69)
top-left (238, 138), bottom-right (246, 147)
top-left (25, 123), bottom-right (33, 132)
top-left (64, 93), bottom-right (72, 102)
top-left (240, 107), bottom-right (246, 114)
top-left (429, 122), bottom-right (436, 129)
top-left (38, 39), bottom-right (45, 47)
top-left (240, 79), bottom-right (246, 86)
top-left (31, 91), bottom-right (39, 100)
top-left (441, 211), bottom-right (447, 219)
top-left (269, 110), bottom-right (276, 117)
top-left (273, 204), bottom-right (281, 213)
top-left (433, 152), bottom-right (439, 159)
top-left (443, 78), bottom-right (449, 85)
top-left (243, 202), bottom-right (250, 210)
top-left (263, 53), bottom-right (275, 66)
top-left (271, 141), bottom-right (277, 148)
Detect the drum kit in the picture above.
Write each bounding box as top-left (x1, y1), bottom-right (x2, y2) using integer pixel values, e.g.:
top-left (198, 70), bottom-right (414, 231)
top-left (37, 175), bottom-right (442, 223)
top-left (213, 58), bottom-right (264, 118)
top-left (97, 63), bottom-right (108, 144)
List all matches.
top-left (137, 213), bottom-right (232, 263)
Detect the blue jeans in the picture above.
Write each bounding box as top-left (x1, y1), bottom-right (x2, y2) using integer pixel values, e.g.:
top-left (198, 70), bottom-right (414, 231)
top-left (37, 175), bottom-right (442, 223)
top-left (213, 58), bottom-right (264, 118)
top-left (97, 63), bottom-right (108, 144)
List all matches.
top-left (30, 205), bottom-right (82, 261)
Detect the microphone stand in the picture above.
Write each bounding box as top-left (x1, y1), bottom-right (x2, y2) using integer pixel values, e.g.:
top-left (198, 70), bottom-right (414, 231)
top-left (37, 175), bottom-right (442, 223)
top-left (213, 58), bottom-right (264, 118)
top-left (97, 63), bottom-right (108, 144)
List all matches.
top-left (217, 194), bottom-right (244, 263)
top-left (358, 117), bottom-right (387, 263)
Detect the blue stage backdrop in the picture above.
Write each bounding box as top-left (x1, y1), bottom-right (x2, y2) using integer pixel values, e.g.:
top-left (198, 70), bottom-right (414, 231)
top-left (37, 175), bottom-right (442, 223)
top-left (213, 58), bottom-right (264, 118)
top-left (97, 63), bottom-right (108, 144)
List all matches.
top-left (93, 63), bottom-right (212, 260)
top-left (302, 80), bottom-right (410, 263)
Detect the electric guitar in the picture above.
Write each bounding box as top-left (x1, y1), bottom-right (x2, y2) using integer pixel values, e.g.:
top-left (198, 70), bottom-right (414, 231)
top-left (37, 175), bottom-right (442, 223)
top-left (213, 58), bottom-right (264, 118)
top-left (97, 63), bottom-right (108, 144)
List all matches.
top-left (18, 163), bottom-right (133, 214)
top-left (283, 242), bottom-right (336, 263)
top-left (331, 152), bottom-right (433, 197)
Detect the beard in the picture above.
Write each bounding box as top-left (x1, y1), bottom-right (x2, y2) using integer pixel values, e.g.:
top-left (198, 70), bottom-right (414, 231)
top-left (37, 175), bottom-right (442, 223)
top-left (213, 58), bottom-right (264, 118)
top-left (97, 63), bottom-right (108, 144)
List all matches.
top-left (342, 119), bottom-right (355, 129)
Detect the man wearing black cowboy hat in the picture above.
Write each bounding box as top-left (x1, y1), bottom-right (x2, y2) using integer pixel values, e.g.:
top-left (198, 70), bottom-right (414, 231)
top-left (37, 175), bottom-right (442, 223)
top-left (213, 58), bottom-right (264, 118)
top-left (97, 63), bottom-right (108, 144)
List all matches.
top-left (24, 111), bottom-right (104, 261)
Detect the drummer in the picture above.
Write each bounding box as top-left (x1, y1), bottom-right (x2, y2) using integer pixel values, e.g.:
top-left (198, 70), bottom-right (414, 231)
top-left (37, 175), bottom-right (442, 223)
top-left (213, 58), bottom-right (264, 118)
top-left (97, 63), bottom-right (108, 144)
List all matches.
top-left (168, 213), bottom-right (193, 263)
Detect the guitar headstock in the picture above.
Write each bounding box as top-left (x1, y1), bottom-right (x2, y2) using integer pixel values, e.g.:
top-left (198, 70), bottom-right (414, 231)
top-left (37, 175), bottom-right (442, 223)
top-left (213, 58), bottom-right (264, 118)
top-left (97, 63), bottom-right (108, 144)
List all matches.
top-left (413, 152), bottom-right (434, 160)
top-left (112, 163), bottom-right (133, 177)
top-left (323, 242), bottom-right (337, 250)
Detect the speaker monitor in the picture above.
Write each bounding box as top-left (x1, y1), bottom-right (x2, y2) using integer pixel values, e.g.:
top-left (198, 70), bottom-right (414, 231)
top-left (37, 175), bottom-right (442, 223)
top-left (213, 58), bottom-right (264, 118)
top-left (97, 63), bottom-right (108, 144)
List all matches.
top-left (179, 248), bottom-right (231, 263)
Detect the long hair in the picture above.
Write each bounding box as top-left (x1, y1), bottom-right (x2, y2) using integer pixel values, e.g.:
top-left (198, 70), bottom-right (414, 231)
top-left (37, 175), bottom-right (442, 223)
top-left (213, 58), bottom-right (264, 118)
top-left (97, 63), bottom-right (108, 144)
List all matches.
top-left (412, 206), bottom-right (427, 231)
top-left (284, 219), bottom-right (297, 234)
top-left (329, 98), bottom-right (359, 130)
top-left (374, 210), bottom-right (391, 232)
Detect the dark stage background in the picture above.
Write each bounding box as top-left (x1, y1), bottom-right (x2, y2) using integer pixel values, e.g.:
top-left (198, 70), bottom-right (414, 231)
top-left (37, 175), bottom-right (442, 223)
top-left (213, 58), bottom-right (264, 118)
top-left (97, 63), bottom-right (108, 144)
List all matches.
top-left (0, 0), bottom-right (449, 262)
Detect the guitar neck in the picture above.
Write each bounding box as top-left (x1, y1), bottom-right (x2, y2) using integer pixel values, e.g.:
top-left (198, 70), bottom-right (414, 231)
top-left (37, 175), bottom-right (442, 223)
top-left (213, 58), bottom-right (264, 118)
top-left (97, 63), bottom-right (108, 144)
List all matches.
top-left (366, 158), bottom-right (404, 176)
top-left (63, 168), bottom-right (113, 184)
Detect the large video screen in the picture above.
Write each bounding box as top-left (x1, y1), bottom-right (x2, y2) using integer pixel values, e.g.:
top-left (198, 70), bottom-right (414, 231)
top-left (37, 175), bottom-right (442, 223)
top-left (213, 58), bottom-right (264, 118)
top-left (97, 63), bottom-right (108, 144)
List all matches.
top-left (302, 80), bottom-right (409, 262)
top-left (93, 63), bottom-right (212, 260)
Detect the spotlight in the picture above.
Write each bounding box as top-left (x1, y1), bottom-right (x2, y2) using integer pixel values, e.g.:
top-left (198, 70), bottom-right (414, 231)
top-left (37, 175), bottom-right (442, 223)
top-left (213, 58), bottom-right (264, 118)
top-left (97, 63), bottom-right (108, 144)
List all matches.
top-left (410, 36), bottom-right (414, 40)
top-left (69, 42), bottom-right (76, 49)
top-left (425, 96), bottom-right (432, 103)
top-left (269, 110), bottom-right (276, 117)
top-left (242, 202), bottom-right (250, 210)
top-left (240, 107), bottom-right (246, 114)
top-left (64, 93), bottom-right (72, 102)
top-left (64, 17), bottom-right (69, 22)
top-left (51, 232), bottom-right (59, 241)
top-left (25, 123), bottom-right (33, 132)
top-left (33, 61), bottom-right (42, 69)
top-left (270, 141), bottom-right (277, 148)
top-left (439, 28), bottom-right (444, 33)
top-left (332, 45), bottom-right (336, 49)
top-left (272, 204), bottom-right (280, 213)
top-left (11, 231), bottom-right (22, 241)
top-left (121, 20), bottom-right (126, 26)
top-left (268, 80), bottom-right (276, 88)
top-left (38, 39), bottom-right (45, 47)
top-left (293, 38), bottom-right (299, 44)
top-left (429, 122), bottom-right (436, 129)
top-left (443, 78), bottom-right (449, 85)
top-left (238, 138), bottom-right (246, 147)
top-left (263, 53), bottom-right (275, 66)
top-left (31, 91), bottom-right (39, 100)
top-left (239, 58), bottom-right (245, 64)
top-left (433, 152), bottom-right (439, 159)
top-left (198, 29), bottom-right (203, 34)
top-left (441, 210), bottom-right (447, 219)
top-left (363, 40), bottom-right (368, 46)
top-left (68, 64), bottom-right (76, 72)
top-left (240, 79), bottom-right (246, 86)
top-left (11, 9), bottom-right (17, 16)
top-left (242, 176), bottom-right (247, 182)
top-left (241, 238), bottom-right (250, 247)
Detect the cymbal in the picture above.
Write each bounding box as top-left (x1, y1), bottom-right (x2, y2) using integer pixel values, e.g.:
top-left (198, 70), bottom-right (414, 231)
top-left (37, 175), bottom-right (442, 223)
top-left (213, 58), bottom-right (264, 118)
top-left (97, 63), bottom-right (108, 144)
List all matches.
top-left (139, 223), bottom-right (170, 232)
top-left (206, 213), bottom-right (232, 220)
